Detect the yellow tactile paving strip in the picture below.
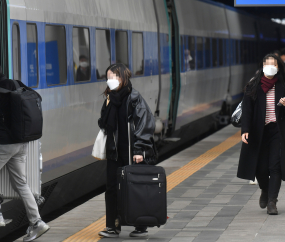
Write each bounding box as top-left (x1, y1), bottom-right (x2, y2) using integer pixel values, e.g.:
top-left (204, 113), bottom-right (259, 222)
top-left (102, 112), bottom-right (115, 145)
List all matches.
top-left (64, 130), bottom-right (241, 242)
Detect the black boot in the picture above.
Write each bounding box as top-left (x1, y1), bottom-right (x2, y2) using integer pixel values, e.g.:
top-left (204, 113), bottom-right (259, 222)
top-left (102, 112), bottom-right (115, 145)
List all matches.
top-left (267, 198), bottom-right (278, 215)
top-left (259, 190), bottom-right (268, 209)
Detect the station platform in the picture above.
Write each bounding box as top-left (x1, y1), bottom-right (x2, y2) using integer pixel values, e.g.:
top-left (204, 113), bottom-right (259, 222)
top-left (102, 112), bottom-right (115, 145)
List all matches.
top-left (12, 125), bottom-right (285, 242)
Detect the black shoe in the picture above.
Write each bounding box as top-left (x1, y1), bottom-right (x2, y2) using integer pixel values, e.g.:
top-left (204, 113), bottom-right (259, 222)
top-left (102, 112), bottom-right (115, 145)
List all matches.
top-left (267, 198), bottom-right (278, 215)
top-left (98, 228), bottom-right (120, 238)
top-left (129, 229), bottom-right (148, 237)
top-left (259, 190), bottom-right (268, 209)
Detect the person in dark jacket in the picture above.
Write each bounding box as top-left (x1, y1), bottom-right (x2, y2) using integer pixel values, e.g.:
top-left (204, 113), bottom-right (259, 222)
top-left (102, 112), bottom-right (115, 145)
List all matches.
top-left (75, 55), bottom-right (90, 82)
top-left (97, 63), bottom-right (157, 238)
top-left (238, 54), bottom-right (285, 215)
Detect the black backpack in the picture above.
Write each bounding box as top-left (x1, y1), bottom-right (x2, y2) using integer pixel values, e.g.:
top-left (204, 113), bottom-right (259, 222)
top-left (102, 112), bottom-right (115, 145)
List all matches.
top-left (0, 80), bottom-right (43, 142)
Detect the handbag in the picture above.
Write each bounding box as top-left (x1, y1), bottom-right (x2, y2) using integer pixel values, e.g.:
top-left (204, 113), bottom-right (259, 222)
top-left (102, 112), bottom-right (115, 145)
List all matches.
top-left (231, 101), bottom-right (242, 128)
top-left (92, 129), bottom-right (107, 160)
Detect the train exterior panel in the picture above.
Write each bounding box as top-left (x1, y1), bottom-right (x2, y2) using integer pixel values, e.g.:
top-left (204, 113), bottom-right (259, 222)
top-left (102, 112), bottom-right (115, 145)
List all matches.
top-left (0, 0), bottom-right (284, 238)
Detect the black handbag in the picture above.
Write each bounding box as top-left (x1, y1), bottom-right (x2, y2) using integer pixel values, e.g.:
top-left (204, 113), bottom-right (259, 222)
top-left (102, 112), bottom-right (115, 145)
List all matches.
top-left (231, 101), bottom-right (242, 128)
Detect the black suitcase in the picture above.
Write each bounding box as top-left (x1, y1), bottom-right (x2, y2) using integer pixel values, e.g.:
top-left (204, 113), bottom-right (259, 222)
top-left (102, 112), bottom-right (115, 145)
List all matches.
top-left (116, 164), bottom-right (167, 227)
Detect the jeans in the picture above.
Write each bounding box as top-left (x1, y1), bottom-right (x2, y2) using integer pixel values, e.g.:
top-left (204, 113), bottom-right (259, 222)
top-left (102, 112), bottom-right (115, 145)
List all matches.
top-left (0, 143), bottom-right (41, 225)
top-left (105, 147), bottom-right (147, 231)
top-left (256, 123), bottom-right (282, 199)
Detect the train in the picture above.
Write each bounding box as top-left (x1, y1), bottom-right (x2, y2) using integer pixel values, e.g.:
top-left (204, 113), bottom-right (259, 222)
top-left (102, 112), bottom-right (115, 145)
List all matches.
top-left (0, 0), bottom-right (284, 237)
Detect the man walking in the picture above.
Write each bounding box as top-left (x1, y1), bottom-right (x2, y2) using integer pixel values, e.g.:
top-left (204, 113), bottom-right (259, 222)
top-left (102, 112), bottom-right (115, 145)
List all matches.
top-left (0, 68), bottom-right (49, 241)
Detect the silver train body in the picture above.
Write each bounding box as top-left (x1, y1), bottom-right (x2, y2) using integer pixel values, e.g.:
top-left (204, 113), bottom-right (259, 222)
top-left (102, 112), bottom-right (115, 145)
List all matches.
top-left (0, 0), bottom-right (283, 237)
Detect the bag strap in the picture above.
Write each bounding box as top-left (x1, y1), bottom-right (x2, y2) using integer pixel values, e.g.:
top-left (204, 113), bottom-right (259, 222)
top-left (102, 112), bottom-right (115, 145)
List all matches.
top-left (12, 80), bottom-right (21, 89)
top-left (0, 80), bottom-right (21, 94)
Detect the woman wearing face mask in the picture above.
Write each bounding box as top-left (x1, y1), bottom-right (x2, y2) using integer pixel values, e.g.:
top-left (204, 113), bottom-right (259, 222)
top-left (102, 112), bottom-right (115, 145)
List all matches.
top-left (98, 63), bottom-right (157, 238)
top-left (238, 54), bottom-right (285, 215)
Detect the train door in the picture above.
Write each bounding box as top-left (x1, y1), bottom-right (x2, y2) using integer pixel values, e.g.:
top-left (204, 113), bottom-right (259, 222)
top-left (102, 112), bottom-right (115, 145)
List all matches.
top-left (166, 0), bottom-right (181, 135)
top-left (0, 0), bottom-right (8, 76)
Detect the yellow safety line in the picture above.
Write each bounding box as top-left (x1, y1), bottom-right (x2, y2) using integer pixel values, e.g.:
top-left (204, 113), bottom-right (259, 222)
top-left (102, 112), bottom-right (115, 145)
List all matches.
top-left (64, 130), bottom-right (241, 242)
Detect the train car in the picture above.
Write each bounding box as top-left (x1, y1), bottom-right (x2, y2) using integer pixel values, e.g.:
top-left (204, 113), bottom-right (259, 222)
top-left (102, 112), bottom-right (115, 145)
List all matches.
top-left (0, 0), bottom-right (283, 238)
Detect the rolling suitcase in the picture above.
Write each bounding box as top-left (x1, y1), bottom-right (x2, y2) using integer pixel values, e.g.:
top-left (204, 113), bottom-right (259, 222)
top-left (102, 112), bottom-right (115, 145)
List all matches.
top-left (116, 121), bottom-right (166, 227)
top-left (117, 164), bottom-right (167, 227)
top-left (0, 140), bottom-right (43, 202)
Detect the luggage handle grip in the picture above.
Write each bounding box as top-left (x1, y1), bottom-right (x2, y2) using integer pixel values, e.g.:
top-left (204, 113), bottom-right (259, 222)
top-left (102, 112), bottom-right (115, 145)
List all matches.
top-left (128, 122), bottom-right (132, 165)
top-left (128, 122), bottom-right (145, 165)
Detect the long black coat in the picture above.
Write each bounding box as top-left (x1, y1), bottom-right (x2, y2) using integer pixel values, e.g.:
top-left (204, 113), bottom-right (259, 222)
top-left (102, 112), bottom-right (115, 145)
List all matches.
top-left (238, 79), bottom-right (285, 181)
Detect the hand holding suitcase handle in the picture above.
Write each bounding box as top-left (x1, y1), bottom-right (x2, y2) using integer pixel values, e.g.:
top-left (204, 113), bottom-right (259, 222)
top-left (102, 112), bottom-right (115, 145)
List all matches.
top-left (133, 155), bottom-right (143, 164)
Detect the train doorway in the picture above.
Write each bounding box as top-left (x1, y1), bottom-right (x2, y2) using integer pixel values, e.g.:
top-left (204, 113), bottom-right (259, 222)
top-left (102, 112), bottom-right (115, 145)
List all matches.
top-left (0, 0), bottom-right (8, 76)
top-left (166, 0), bottom-right (181, 136)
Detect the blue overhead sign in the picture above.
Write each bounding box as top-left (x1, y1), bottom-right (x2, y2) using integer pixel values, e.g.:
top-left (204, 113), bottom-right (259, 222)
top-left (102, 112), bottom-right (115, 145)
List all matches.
top-left (235, 0), bottom-right (285, 6)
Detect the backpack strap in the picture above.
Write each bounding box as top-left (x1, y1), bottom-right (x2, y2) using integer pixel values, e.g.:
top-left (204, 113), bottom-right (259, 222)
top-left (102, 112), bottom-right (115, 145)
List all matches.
top-left (0, 79), bottom-right (21, 94)
top-left (0, 87), bottom-right (11, 94)
top-left (12, 80), bottom-right (21, 89)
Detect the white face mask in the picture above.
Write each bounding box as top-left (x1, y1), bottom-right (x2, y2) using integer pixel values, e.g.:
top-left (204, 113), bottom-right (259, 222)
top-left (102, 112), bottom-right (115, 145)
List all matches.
top-left (107, 79), bottom-right (120, 90)
top-left (80, 62), bottom-right (89, 68)
top-left (263, 65), bottom-right (278, 76)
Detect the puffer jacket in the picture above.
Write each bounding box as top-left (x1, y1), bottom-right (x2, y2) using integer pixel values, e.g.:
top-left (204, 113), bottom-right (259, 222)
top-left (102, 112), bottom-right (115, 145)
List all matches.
top-left (98, 88), bottom-right (157, 164)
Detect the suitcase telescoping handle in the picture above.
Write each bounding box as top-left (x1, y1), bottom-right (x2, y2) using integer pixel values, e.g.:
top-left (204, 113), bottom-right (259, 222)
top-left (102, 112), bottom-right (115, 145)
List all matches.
top-left (128, 122), bottom-right (132, 165)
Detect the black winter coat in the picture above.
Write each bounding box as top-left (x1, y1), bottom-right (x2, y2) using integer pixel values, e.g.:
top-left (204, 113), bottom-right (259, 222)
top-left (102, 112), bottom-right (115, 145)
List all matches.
top-left (98, 88), bottom-right (157, 164)
top-left (238, 79), bottom-right (285, 181)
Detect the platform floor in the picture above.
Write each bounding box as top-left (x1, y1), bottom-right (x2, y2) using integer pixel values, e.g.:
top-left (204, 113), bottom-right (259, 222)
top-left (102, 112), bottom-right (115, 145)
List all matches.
top-left (12, 125), bottom-right (285, 242)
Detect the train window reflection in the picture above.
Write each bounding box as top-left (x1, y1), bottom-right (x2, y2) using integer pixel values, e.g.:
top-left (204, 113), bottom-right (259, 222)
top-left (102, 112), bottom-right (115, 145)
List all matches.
top-left (187, 36), bottom-right (195, 70)
top-left (180, 36), bottom-right (184, 72)
top-left (26, 24), bottom-right (38, 87)
top-left (205, 38), bottom-right (211, 68)
top-left (96, 29), bottom-right (111, 80)
top-left (197, 37), bottom-right (203, 69)
top-left (212, 38), bottom-right (218, 67)
top-left (218, 39), bottom-right (223, 66)
top-left (45, 25), bottom-right (67, 85)
top-left (116, 31), bottom-right (128, 67)
top-left (230, 40), bottom-right (234, 65)
top-left (73, 27), bottom-right (90, 82)
top-left (132, 32), bottom-right (144, 76)
top-left (235, 40), bottom-right (239, 64)
top-left (12, 23), bottom-right (21, 80)
top-left (240, 41), bottom-right (245, 64)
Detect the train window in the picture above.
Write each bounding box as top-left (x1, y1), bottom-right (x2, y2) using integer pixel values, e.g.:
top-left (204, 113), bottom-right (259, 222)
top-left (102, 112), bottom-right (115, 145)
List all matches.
top-left (235, 40), bottom-right (240, 64)
top-left (187, 36), bottom-right (195, 70)
top-left (96, 29), bottom-right (111, 79)
top-left (218, 39), bottom-right (223, 66)
top-left (132, 32), bottom-right (144, 76)
top-left (180, 36), bottom-right (184, 72)
top-left (45, 25), bottom-right (67, 85)
top-left (197, 37), bottom-right (204, 69)
top-left (240, 41), bottom-right (244, 64)
top-left (230, 39), bottom-right (235, 65)
top-left (73, 27), bottom-right (90, 82)
top-left (26, 24), bottom-right (38, 87)
top-left (205, 38), bottom-right (211, 68)
top-left (225, 39), bottom-right (230, 66)
top-left (242, 41), bottom-right (249, 64)
top-left (212, 38), bottom-right (218, 67)
top-left (12, 23), bottom-right (21, 80)
top-left (115, 31), bottom-right (128, 67)
top-left (250, 41), bottom-right (255, 63)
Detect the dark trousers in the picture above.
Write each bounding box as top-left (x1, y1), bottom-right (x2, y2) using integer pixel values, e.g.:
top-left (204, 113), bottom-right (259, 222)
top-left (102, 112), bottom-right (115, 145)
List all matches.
top-left (256, 122), bottom-right (282, 199)
top-left (105, 148), bottom-right (147, 231)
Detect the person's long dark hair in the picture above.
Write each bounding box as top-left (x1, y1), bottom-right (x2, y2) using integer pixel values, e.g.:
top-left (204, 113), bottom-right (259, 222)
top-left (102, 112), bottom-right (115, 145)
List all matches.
top-left (103, 63), bottom-right (131, 97)
top-left (244, 54), bottom-right (285, 100)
